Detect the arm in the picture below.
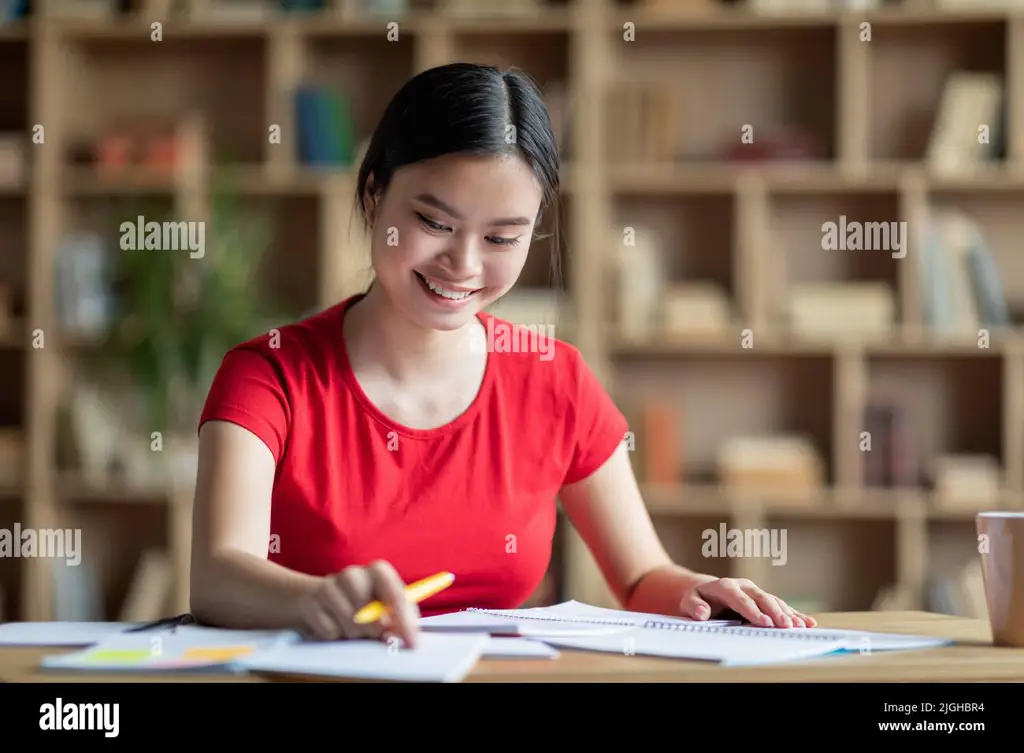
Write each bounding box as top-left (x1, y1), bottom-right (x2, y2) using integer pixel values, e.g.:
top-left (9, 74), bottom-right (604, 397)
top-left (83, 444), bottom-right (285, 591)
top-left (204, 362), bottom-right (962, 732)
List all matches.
top-left (560, 446), bottom-right (814, 626)
top-left (559, 443), bottom-right (713, 615)
top-left (556, 350), bottom-right (812, 627)
top-left (189, 420), bottom-right (321, 629)
top-left (188, 346), bottom-right (420, 641)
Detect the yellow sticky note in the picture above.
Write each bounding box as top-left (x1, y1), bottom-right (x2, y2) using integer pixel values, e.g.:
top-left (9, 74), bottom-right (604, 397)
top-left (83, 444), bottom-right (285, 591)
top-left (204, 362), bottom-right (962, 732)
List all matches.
top-left (85, 649), bottom-right (151, 664)
top-left (181, 646), bottom-right (255, 662)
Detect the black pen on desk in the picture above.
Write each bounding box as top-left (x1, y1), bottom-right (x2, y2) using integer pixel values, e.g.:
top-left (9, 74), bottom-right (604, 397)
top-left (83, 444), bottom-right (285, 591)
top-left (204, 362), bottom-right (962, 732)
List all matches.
top-left (124, 614), bottom-right (196, 633)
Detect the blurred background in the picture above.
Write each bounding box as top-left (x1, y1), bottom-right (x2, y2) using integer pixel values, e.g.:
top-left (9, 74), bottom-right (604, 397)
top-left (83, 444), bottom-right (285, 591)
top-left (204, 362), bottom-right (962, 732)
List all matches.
top-left (0, 0), bottom-right (1018, 626)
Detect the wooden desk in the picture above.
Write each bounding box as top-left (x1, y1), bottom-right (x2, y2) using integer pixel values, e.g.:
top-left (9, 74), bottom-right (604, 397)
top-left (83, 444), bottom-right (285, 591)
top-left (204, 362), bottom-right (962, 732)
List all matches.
top-left (2, 611), bottom-right (1022, 683)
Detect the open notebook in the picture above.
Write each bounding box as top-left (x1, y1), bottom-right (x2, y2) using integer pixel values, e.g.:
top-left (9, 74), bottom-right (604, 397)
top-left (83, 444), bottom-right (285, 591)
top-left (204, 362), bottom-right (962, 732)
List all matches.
top-left (420, 600), bottom-right (952, 667)
top-left (419, 599), bottom-right (740, 637)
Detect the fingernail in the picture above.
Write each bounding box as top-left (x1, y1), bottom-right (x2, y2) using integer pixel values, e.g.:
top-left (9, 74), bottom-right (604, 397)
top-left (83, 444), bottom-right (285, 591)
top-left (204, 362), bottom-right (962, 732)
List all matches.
top-left (696, 606), bottom-right (709, 619)
top-left (761, 615), bottom-right (773, 626)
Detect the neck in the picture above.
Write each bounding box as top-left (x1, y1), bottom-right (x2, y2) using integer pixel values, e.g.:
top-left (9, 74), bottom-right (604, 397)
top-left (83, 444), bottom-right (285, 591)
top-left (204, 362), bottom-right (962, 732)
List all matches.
top-left (344, 284), bottom-right (481, 382)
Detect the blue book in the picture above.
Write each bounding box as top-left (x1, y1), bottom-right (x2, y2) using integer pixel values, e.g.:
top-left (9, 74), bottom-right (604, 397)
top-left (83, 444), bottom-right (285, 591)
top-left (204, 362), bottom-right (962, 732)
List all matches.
top-left (965, 228), bottom-right (1010, 327)
top-left (1, 0), bottom-right (28, 23)
top-left (294, 86), bottom-right (333, 166)
top-left (280, 0), bottom-right (326, 12)
top-left (321, 89), bottom-right (351, 165)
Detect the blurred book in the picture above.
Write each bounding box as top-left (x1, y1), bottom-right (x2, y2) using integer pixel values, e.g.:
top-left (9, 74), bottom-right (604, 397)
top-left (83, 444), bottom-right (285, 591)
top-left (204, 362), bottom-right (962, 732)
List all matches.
top-left (444, 0), bottom-right (541, 16)
top-left (0, 134), bottom-right (26, 186)
top-left (917, 208), bottom-right (1010, 337)
top-left (612, 224), bottom-right (665, 342)
top-left (661, 283), bottom-right (732, 340)
top-left (787, 282), bottom-right (895, 342)
top-left (929, 453), bottom-right (1002, 510)
top-left (927, 71), bottom-right (1003, 174)
top-left (53, 558), bottom-right (102, 622)
top-left (640, 402), bottom-right (679, 485)
top-left (0, 0), bottom-right (29, 22)
top-left (748, 0), bottom-right (833, 12)
top-left (485, 289), bottom-right (566, 329)
top-left (862, 401), bottom-right (918, 487)
top-left (716, 435), bottom-right (824, 499)
top-left (280, 0), bottom-right (327, 11)
top-left (204, 0), bottom-right (275, 21)
top-left (36, 0), bottom-right (115, 20)
top-left (346, 0), bottom-right (410, 14)
top-left (0, 428), bottom-right (23, 487)
top-left (605, 82), bottom-right (681, 164)
top-left (294, 84), bottom-right (358, 168)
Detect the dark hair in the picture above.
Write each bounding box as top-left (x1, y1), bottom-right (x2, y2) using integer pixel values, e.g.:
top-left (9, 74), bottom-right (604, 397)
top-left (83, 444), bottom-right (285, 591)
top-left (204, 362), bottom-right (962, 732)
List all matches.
top-left (354, 62), bottom-right (562, 287)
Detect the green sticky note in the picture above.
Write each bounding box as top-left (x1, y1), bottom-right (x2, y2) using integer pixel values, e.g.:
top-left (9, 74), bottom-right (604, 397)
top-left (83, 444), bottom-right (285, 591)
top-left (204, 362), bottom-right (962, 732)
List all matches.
top-left (83, 649), bottom-right (152, 664)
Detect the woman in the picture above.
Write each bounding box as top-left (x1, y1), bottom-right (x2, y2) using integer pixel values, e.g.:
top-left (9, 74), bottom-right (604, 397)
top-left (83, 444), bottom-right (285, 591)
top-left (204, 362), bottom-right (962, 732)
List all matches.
top-left (189, 62), bottom-right (816, 647)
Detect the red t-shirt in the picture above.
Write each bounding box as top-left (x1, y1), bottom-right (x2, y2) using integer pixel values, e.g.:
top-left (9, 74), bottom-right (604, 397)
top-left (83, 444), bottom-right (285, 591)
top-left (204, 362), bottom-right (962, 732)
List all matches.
top-left (198, 294), bottom-right (629, 616)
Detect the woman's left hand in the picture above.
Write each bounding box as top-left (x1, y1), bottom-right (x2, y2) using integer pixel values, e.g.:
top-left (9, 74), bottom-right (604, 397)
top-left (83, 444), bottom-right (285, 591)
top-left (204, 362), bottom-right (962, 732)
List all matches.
top-left (679, 576), bottom-right (817, 628)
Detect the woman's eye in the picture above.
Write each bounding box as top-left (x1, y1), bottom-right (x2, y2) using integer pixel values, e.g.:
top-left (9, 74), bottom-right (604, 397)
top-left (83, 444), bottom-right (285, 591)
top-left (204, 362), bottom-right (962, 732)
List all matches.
top-left (487, 236), bottom-right (521, 247)
top-left (416, 212), bottom-right (449, 232)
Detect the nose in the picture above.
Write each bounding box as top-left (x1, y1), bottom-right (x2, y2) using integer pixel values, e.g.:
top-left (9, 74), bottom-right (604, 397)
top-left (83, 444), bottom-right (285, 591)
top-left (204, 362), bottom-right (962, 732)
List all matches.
top-left (441, 234), bottom-right (483, 280)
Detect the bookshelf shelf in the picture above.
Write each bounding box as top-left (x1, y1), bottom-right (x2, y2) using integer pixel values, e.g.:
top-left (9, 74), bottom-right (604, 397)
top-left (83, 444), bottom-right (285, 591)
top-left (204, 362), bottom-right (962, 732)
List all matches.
top-left (0, 0), bottom-right (1018, 623)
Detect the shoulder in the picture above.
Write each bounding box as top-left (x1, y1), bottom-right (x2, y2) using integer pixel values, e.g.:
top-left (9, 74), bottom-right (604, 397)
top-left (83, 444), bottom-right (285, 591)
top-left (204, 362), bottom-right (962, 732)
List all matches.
top-left (478, 310), bottom-right (596, 400)
top-left (222, 299), bottom-right (349, 372)
top-left (479, 310), bottom-right (629, 484)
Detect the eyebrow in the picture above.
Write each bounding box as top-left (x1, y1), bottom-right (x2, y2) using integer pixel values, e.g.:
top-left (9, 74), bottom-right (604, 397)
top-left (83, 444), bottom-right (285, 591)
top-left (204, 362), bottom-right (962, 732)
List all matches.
top-left (414, 193), bottom-right (533, 226)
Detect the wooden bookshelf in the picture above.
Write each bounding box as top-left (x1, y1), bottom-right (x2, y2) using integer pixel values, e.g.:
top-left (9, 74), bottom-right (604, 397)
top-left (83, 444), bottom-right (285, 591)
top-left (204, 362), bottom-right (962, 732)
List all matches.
top-left (1, 0), bottom-right (1021, 622)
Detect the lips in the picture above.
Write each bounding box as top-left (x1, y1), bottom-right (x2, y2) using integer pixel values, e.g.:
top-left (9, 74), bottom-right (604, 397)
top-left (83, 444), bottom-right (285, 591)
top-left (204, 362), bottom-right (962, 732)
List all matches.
top-left (414, 271), bottom-right (481, 308)
top-left (415, 271), bottom-right (479, 294)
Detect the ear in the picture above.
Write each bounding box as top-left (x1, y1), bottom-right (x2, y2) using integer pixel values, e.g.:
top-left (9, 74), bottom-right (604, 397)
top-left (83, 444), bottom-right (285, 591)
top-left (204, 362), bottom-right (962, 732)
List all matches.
top-left (362, 173), bottom-right (379, 226)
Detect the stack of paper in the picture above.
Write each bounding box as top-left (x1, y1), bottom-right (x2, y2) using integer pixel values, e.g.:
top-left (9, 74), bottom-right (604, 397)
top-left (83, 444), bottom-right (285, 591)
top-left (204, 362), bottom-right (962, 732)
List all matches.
top-left (19, 622), bottom-right (544, 681)
top-left (236, 632), bottom-right (492, 683)
top-left (40, 626), bottom-right (302, 673)
top-left (418, 600), bottom-right (952, 667)
top-left (0, 621), bottom-right (137, 647)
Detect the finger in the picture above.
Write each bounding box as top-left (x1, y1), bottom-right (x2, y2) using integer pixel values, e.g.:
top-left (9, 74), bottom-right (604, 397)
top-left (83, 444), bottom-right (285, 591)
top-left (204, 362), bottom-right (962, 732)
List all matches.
top-left (301, 603), bottom-right (340, 641)
top-left (748, 589), bottom-right (791, 627)
top-left (334, 567), bottom-right (386, 640)
top-left (773, 597), bottom-right (806, 628)
top-left (320, 580), bottom-right (359, 638)
top-left (679, 589), bottom-right (713, 620)
top-left (794, 610), bottom-right (817, 628)
top-left (719, 580), bottom-right (771, 626)
top-left (368, 560), bottom-right (420, 647)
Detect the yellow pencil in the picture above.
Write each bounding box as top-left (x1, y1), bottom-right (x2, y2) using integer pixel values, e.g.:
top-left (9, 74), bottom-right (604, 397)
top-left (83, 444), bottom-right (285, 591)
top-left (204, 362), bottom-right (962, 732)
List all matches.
top-left (353, 571), bottom-right (455, 625)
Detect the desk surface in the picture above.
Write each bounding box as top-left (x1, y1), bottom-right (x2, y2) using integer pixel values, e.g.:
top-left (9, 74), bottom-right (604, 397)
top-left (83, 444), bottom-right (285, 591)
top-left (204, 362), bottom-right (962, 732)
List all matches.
top-left (2, 611), bottom-right (1022, 682)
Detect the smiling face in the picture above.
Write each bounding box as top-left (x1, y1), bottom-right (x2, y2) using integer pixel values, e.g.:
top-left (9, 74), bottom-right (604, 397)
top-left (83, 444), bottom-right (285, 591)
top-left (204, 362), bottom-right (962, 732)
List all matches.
top-left (363, 153), bottom-right (544, 331)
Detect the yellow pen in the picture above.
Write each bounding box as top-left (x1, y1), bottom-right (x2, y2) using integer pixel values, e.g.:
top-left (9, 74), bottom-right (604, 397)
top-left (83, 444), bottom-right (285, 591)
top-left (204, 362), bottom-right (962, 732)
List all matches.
top-left (353, 571), bottom-right (455, 625)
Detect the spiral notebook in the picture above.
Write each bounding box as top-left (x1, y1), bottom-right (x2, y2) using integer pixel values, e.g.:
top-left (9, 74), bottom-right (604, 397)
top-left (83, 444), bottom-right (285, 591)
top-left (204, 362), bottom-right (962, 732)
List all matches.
top-left (420, 601), bottom-right (952, 666)
top-left (419, 600), bottom-right (738, 637)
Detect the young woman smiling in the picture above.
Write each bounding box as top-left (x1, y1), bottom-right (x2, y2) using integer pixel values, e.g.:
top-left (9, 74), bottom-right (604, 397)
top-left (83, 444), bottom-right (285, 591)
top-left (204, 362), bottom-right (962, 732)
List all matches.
top-left (188, 62), bottom-right (816, 646)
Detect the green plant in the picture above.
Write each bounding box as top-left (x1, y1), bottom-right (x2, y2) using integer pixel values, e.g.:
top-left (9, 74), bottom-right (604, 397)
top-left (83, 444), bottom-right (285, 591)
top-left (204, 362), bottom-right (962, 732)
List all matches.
top-left (90, 176), bottom-right (292, 435)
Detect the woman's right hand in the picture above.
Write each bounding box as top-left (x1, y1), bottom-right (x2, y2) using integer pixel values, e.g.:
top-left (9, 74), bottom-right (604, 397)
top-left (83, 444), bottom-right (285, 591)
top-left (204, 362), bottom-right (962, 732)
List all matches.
top-left (295, 560), bottom-right (420, 647)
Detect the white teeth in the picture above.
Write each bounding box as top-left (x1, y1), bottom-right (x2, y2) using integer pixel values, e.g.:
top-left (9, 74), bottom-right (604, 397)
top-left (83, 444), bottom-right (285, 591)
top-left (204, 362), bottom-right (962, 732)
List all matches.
top-left (422, 275), bottom-right (472, 300)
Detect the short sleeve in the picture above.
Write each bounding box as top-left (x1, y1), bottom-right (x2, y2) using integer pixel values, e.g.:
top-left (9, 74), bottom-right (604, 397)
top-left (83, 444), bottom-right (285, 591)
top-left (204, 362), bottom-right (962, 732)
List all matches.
top-left (562, 348), bottom-right (630, 485)
top-left (198, 345), bottom-right (291, 464)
